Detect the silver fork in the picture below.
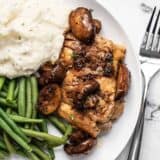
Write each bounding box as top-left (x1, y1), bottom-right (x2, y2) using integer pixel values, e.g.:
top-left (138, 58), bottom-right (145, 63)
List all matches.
top-left (127, 7), bottom-right (160, 160)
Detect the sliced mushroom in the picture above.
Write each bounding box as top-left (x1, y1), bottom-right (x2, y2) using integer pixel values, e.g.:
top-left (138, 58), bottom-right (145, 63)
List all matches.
top-left (38, 62), bottom-right (66, 86)
top-left (69, 130), bottom-right (89, 145)
top-left (69, 7), bottom-right (95, 44)
top-left (74, 80), bottom-right (100, 110)
top-left (116, 64), bottom-right (130, 99)
top-left (92, 19), bottom-right (102, 33)
top-left (38, 84), bottom-right (61, 115)
top-left (38, 62), bottom-right (53, 86)
top-left (51, 63), bottom-right (66, 83)
top-left (103, 63), bottom-right (114, 77)
top-left (64, 138), bottom-right (96, 154)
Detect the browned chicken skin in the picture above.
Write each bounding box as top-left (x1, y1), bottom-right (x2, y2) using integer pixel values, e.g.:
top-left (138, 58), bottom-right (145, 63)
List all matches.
top-left (38, 7), bottom-right (130, 154)
top-left (38, 84), bottom-right (61, 115)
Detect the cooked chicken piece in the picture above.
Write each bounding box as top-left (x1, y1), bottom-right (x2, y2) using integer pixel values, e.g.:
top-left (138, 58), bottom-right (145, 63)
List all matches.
top-left (38, 84), bottom-right (61, 115)
top-left (84, 94), bottom-right (99, 109)
top-left (97, 121), bottom-right (112, 132)
top-left (60, 47), bottom-right (73, 67)
top-left (69, 7), bottom-right (95, 43)
top-left (58, 103), bottom-right (100, 137)
top-left (116, 64), bottom-right (130, 99)
top-left (58, 33), bottom-right (127, 137)
top-left (38, 8), bottom-right (130, 155)
top-left (111, 100), bottom-right (124, 120)
top-left (113, 44), bottom-right (126, 61)
top-left (94, 35), bottom-right (114, 53)
top-left (85, 100), bottom-right (115, 123)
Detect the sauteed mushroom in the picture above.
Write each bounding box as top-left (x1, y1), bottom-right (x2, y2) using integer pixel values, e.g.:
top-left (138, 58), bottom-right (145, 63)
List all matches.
top-left (38, 62), bottom-right (66, 86)
top-left (69, 7), bottom-right (96, 44)
top-left (92, 19), bottom-right (102, 33)
top-left (64, 130), bottom-right (96, 154)
top-left (116, 64), bottom-right (130, 99)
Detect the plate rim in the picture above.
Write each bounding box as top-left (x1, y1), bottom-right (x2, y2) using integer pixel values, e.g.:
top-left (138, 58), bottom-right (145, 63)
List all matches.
top-left (93, 0), bottom-right (143, 159)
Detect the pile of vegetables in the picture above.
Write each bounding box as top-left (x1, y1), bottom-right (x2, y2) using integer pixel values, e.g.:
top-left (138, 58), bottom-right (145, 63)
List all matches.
top-left (0, 76), bottom-right (72, 160)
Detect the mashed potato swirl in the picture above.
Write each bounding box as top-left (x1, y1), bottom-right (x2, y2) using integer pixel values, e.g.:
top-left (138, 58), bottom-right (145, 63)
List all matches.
top-left (0, 0), bottom-right (70, 78)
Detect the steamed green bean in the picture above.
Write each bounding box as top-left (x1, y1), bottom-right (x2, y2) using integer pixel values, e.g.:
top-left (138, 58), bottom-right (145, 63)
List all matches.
top-left (0, 118), bottom-right (32, 152)
top-left (18, 77), bottom-right (26, 117)
top-left (26, 78), bottom-right (32, 118)
top-left (3, 133), bottom-right (15, 154)
top-left (7, 80), bottom-right (16, 102)
top-left (21, 128), bottom-right (66, 147)
top-left (0, 108), bottom-right (29, 142)
top-left (9, 115), bottom-right (43, 123)
top-left (0, 77), bottom-right (6, 91)
top-left (49, 116), bottom-right (66, 134)
top-left (0, 97), bottom-right (17, 108)
top-left (31, 145), bottom-right (50, 160)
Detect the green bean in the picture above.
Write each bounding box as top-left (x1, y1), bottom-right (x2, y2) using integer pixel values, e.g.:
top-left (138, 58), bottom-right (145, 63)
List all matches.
top-left (16, 150), bottom-right (27, 158)
top-left (0, 91), bottom-right (7, 98)
top-left (31, 145), bottom-right (50, 160)
top-left (31, 76), bottom-right (38, 129)
top-left (38, 117), bottom-right (48, 132)
top-left (32, 139), bottom-right (46, 148)
top-left (30, 76), bottom-right (38, 107)
top-left (49, 116), bottom-right (66, 134)
top-left (6, 108), bottom-right (12, 114)
top-left (14, 83), bottom-right (19, 99)
top-left (3, 133), bottom-right (15, 154)
top-left (38, 118), bottom-right (54, 160)
top-left (48, 148), bottom-right (55, 160)
top-left (12, 110), bottom-right (18, 115)
top-left (9, 115), bottom-right (43, 123)
top-left (26, 152), bottom-right (40, 160)
top-left (0, 77), bottom-right (6, 91)
top-left (18, 77), bottom-right (26, 116)
top-left (30, 105), bottom-right (37, 129)
top-left (26, 77), bottom-right (32, 118)
top-left (0, 108), bottom-right (29, 143)
top-left (0, 150), bottom-right (8, 159)
top-left (0, 141), bottom-right (7, 150)
top-left (2, 85), bottom-right (8, 92)
top-left (0, 118), bottom-right (32, 152)
top-left (0, 97), bottom-right (17, 108)
top-left (7, 80), bottom-right (16, 102)
top-left (21, 128), bottom-right (66, 147)
top-left (64, 124), bottom-right (72, 138)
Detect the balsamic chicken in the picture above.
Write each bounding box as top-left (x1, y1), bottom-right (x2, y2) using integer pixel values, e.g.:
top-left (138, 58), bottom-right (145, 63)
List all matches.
top-left (38, 7), bottom-right (130, 155)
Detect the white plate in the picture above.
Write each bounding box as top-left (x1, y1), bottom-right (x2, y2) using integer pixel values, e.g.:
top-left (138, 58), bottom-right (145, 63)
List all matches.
top-left (11, 0), bottom-right (142, 160)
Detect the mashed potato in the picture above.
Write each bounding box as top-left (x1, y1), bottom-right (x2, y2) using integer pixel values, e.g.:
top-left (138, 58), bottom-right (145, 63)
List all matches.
top-left (0, 0), bottom-right (70, 78)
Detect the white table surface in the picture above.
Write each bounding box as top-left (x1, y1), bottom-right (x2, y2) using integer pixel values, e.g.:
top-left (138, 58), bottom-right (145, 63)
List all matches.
top-left (96, 0), bottom-right (160, 160)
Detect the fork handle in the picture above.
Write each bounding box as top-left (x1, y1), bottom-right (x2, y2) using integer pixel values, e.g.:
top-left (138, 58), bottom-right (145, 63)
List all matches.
top-left (127, 71), bottom-right (147, 160)
top-left (127, 104), bottom-right (145, 160)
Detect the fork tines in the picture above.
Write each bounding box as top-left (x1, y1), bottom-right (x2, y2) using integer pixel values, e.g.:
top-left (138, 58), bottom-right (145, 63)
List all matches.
top-left (140, 7), bottom-right (160, 58)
